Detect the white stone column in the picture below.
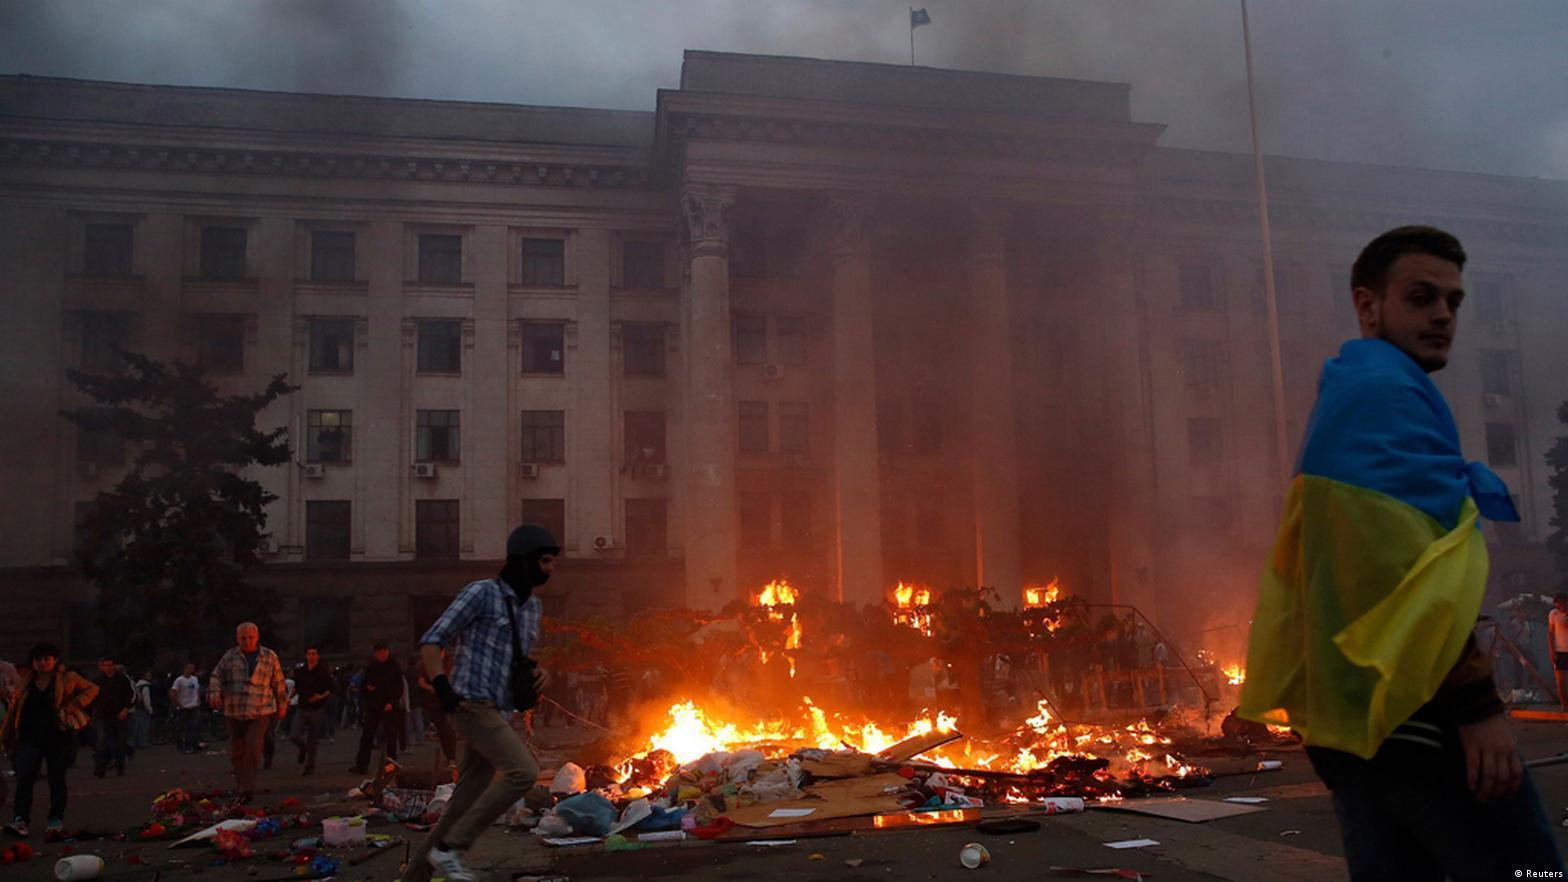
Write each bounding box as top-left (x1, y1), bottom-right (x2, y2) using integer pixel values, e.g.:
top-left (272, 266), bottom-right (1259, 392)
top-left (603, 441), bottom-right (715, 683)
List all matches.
top-left (680, 184), bottom-right (739, 610)
top-left (969, 200), bottom-right (1023, 606)
top-left (827, 192), bottom-right (886, 607)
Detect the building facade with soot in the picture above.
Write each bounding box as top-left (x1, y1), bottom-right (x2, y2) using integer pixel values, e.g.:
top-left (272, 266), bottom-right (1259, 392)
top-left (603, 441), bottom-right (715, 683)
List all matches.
top-left (2, 51), bottom-right (1563, 662)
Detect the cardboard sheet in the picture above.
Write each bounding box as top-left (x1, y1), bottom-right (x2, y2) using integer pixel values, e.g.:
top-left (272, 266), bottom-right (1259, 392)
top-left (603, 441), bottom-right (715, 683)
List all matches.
top-left (1093, 796), bottom-right (1266, 823)
top-left (721, 773), bottom-right (909, 828)
top-left (800, 752), bottom-right (881, 779)
top-left (877, 729), bottom-right (965, 764)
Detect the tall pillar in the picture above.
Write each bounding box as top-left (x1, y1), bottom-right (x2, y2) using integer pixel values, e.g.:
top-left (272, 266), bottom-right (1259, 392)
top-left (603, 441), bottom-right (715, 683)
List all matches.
top-left (827, 192), bottom-right (885, 607)
top-left (969, 201), bottom-right (1023, 606)
top-left (680, 184), bottom-right (738, 610)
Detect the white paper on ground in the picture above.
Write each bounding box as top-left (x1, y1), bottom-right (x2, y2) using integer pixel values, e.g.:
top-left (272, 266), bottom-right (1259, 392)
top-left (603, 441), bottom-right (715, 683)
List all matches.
top-left (542, 836), bottom-right (605, 847)
top-left (1104, 838), bottom-right (1160, 849)
top-left (170, 819), bottom-right (256, 848)
top-left (746, 839), bottom-right (800, 846)
top-left (1223, 797), bottom-right (1269, 804)
top-left (767, 808), bottom-right (816, 818)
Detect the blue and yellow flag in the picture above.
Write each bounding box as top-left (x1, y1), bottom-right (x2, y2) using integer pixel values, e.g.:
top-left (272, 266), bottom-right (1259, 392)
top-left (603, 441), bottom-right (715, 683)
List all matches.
top-left (1239, 338), bottom-right (1518, 758)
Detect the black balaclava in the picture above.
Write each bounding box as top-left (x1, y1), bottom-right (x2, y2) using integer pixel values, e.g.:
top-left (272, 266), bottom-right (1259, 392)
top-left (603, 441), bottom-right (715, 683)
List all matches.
top-left (498, 524), bottom-right (560, 602)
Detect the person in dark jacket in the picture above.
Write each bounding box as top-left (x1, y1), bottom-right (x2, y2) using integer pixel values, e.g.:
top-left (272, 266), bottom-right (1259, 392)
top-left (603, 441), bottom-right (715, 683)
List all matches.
top-left (289, 647), bottom-right (334, 775)
top-left (350, 642), bottom-right (402, 774)
top-left (2, 643), bottom-right (98, 839)
top-left (89, 656), bottom-right (134, 778)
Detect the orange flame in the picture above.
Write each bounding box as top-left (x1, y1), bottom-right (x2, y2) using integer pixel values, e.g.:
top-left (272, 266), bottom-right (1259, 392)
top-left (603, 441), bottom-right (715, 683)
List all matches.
top-left (1223, 664), bottom-right (1245, 686)
top-left (1023, 578), bottom-right (1062, 609)
top-left (891, 581), bottom-right (934, 636)
top-left (754, 580), bottom-right (803, 676)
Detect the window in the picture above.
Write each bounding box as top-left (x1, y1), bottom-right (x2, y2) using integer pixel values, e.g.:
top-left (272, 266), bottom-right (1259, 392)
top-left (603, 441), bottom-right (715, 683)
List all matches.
top-left (310, 231), bottom-right (356, 283)
top-left (1178, 262), bottom-right (1220, 312)
top-left (301, 597), bottom-right (351, 653)
top-left (79, 311), bottom-right (130, 373)
top-left (518, 498), bottom-right (566, 546)
top-left (622, 240), bottom-right (665, 288)
top-left (1471, 278), bottom-right (1507, 330)
top-left (521, 322), bottom-right (565, 374)
top-left (624, 499), bottom-right (668, 556)
top-left (83, 223), bottom-right (133, 277)
top-left (623, 323), bottom-right (666, 377)
top-left (780, 491), bottom-right (813, 541)
top-left (200, 226), bottom-right (248, 280)
top-left (1187, 417), bottom-right (1224, 466)
top-left (739, 493), bottom-right (772, 548)
top-left (306, 410), bottom-right (353, 463)
top-left (735, 316), bottom-right (768, 365)
top-left (415, 499), bottom-right (460, 559)
top-left (1180, 339), bottom-right (1224, 391)
top-left (521, 238), bottom-right (565, 286)
top-left (520, 410), bottom-right (565, 463)
top-left (739, 401), bottom-right (770, 454)
top-left (1481, 350), bottom-right (1512, 396)
top-left (416, 320), bottom-right (462, 373)
top-left (416, 410), bottom-right (461, 462)
top-left (779, 402), bottom-right (810, 455)
top-left (624, 411), bottom-right (666, 465)
top-left (308, 318), bottom-right (355, 373)
top-left (1486, 422), bottom-right (1518, 468)
top-left (776, 316), bottom-right (807, 365)
top-left (196, 315), bottom-right (246, 374)
top-left (305, 501), bottom-right (351, 561)
top-left (418, 234), bottom-right (463, 284)
top-left (75, 408), bottom-right (124, 467)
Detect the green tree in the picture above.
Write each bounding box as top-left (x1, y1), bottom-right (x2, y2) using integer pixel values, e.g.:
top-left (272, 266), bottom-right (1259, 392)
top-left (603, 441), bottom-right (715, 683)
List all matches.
top-left (64, 353), bottom-right (296, 665)
top-left (1549, 400), bottom-right (1568, 575)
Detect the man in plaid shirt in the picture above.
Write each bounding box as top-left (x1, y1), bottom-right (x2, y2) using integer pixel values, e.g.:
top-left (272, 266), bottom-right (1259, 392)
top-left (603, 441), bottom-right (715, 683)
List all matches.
top-left (405, 524), bottom-right (557, 882)
top-left (208, 622), bottom-right (287, 802)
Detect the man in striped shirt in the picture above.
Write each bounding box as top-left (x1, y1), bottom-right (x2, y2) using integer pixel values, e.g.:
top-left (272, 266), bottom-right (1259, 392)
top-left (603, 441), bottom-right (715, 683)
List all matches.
top-left (406, 524), bottom-right (557, 882)
top-left (207, 622), bottom-right (288, 803)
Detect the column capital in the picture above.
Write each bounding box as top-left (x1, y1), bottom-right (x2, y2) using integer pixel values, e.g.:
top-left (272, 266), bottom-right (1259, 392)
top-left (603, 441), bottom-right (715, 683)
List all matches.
top-left (681, 184), bottom-right (736, 257)
top-left (827, 191), bottom-right (879, 258)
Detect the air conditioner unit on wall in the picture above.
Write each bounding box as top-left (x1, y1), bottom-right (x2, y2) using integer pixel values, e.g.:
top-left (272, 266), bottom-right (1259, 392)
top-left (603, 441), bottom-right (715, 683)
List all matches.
top-left (593, 535), bottom-right (615, 550)
top-left (762, 363), bottom-right (785, 381)
top-left (259, 536), bottom-right (280, 555)
top-left (519, 463), bottom-right (541, 479)
top-left (302, 463), bottom-right (326, 479)
top-left (412, 462), bottom-right (438, 479)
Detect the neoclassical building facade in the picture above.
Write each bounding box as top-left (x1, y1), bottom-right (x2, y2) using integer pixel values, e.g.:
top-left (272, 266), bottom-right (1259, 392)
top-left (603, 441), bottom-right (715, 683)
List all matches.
top-left (2, 51), bottom-right (1563, 660)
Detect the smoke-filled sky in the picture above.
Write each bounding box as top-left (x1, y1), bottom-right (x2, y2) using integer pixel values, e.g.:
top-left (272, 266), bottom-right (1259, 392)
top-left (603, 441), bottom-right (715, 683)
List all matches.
top-left (3, 0), bottom-right (1567, 179)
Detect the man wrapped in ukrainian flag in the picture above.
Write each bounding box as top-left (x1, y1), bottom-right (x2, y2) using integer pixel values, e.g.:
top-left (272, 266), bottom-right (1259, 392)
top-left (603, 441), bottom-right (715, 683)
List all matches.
top-left (1239, 226), bottom-right (1562, 880)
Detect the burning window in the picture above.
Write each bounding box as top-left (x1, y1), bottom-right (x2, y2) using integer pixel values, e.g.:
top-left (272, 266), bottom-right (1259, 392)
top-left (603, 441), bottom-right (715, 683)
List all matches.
top-left (306, 410), bottom-right (353, 463)
top-left (415, 499), bottom-right (460, 560)
top-left (200, 225), bottom-right (248, 280)
top-left (734, 315), bottom-right (768, 365)
top-left (83, 223), bottom-right (133, 277)
top-left (305, 501), bottom-right (351, 561)
top-left (521, 321), bottom-right (565, 374)
top-left (738, 401), bottom-right (769, 454)
top-left (520, 410), bottom-right (565, 463)
top-left (417, 234), bottom-right (464, 284)
top-left (310, 231), bottom-right (356, 283)
top-left (308, 318), bottom-right (355, 373)
top-left (521, 237), bottom-right (566, 286)
top-left (416, 409), bottom-right (461, 462)
top-left (194, 315), bottom-right (247, 375)
top-left (623, 411), bottom-right (666, 465)
top-left (416, 320), bottom-right (463, 373)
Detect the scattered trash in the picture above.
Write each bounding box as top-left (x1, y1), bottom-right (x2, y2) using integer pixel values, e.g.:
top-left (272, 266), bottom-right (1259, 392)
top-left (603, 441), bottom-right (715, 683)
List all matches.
top-left (53, 854), bottom-right (104, 880)
top-left (602, 834), bottom-right (649, 852)
top-left (1255, 760), bottom-right (1283, 772)
top-left (745, 839), bottom-right (798, 846)
top-left (555, 792), bottom-right (618, 837)
top-left (1094, 796), bottom-right (1265, 823)
top-left (321, 817), bottom-right (366, 847)
top-left (1103, 839), bottom-right (1159, 849)
top-left (1280, 829), bottom-right (1301, 837)
top-left (636, 831), bottom-right (686, 842)
top-left (1222, 797), bottom-right (1268, 804)
top-left (541, 837), bottom-right (603, 848)
top-left (959, 842), bottom-right (991, 869)
top-left (551, 763), bottom-right (587, 796)
top-left (845, 858), bottom-right (864, 868)
top-left (807, 852), bottom-right (825, 861)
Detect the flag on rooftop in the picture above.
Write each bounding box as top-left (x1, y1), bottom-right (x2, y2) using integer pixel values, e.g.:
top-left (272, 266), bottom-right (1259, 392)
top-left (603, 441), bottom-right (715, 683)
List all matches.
top-left (910, 8), bottom-right (932, 29)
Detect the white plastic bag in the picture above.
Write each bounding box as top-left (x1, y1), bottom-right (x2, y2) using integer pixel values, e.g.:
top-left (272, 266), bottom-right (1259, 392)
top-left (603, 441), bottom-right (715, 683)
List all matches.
top-left (550, 762), bottom-right (587, 795)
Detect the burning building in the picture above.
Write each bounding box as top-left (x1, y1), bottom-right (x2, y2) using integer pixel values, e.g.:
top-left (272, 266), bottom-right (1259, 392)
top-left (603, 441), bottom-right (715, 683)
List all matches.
top-left (0, 50), bottom-right (1563, 661)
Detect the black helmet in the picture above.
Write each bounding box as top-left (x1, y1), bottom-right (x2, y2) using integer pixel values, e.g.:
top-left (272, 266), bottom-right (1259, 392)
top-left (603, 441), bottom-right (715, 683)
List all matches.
top-left (506, 524), bottom-right (560, 558)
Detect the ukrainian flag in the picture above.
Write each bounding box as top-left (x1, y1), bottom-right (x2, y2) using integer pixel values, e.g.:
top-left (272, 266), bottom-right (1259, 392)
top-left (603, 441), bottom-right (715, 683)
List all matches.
top-left (1239, 339), bottom-right (1519, 758)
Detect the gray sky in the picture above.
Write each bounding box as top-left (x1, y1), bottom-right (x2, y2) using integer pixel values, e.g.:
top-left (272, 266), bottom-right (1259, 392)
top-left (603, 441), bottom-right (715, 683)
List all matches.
top-left (3, 0), bottom-right (1566, 179)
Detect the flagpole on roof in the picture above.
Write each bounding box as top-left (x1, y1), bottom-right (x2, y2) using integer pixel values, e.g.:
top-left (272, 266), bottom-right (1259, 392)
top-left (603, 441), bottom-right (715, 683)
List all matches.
top-left (1241, 0), bottom-right (1292, 486)
top-left (910, 8), bottom-right (917, 65)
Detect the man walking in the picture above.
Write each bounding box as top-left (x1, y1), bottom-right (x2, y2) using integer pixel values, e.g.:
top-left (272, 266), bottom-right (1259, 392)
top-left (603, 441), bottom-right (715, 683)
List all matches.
top-left (1239, 227), bottom-right (1562, 878)
top-left (350, 642), bottom-right (402, 774)
top-left (169, 663), bottom-right (202, 754)
top-left (290, 647), bottom-right (333, 775)
top-left (208, 622), bottom-right (288, 802)
top-left (89, 656), bottom-right (133, 778)
top-left (404, 525), bottom-right (558, 882)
